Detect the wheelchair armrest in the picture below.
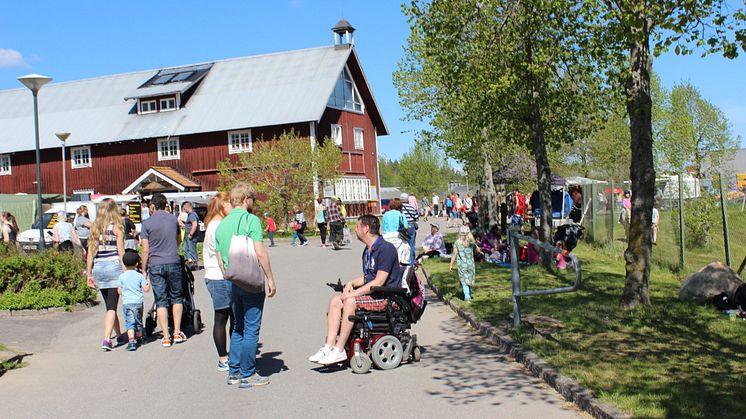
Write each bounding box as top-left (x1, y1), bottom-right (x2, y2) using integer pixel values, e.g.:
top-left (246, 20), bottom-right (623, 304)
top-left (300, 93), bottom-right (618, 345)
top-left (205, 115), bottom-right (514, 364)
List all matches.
top-left (370, 286), bottom-right (408, 295)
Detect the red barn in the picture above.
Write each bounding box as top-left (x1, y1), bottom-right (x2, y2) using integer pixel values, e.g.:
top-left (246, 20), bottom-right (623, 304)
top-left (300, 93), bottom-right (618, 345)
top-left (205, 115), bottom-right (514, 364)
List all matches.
top-left (0, 20), bottom-right (387, 216)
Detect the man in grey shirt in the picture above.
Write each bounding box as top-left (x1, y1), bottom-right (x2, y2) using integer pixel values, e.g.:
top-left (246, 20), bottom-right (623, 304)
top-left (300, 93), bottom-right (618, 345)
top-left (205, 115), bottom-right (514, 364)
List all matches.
top-left (141, 193), bottom-right (186, 347)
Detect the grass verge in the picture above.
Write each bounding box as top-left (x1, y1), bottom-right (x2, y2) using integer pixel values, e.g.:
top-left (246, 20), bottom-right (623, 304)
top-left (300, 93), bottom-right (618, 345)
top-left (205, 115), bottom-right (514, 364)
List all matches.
top-left (425, 243), bottom-right (746, 419)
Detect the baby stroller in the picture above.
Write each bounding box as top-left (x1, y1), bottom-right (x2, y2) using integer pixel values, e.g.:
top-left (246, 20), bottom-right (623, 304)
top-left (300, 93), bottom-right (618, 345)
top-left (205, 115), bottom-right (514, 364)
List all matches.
top-left (144, 256), bottom-right (204, 337)
top-left (326, 264), bottom-right (427, 373)
top-left (553, 223), bottom-right (584, 252)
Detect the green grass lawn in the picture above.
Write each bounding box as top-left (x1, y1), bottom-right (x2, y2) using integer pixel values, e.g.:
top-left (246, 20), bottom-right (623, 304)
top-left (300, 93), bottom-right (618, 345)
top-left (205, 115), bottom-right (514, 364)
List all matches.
top-left (585, 204), bottom-right (746, 276)
top-left (425, 243), bottom-right (746, 419)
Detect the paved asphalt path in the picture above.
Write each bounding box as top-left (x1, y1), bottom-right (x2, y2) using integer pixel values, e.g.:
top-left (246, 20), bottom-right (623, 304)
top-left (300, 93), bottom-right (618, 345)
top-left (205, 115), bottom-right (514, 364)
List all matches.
top-left (0, 227), bottom-right (582, 418)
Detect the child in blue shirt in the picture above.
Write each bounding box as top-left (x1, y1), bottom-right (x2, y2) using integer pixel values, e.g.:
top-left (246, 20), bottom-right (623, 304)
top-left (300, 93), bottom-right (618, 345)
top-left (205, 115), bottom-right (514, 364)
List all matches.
top-left (118, 251), bottom-right (150, 351)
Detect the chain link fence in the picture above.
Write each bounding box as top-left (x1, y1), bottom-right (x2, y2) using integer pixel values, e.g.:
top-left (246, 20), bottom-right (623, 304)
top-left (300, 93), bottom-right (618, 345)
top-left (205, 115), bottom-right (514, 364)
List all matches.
top-left (578, 174), bottom-right (740, 274)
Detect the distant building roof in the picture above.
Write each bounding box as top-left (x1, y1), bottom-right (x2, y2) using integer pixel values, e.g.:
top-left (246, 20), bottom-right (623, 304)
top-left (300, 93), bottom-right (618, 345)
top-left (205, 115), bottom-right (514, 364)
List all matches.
top-left (0, 45), bottom-right (387, 154)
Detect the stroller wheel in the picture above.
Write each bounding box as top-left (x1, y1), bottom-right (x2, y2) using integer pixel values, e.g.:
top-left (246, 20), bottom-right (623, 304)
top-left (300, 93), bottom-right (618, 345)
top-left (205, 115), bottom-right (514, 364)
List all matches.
top-left (192, 310), bottom-right (203, 334)
top-left (145, 316), bottom-right (155, 338)
top-left (350, 352), bottom-right (372, 374)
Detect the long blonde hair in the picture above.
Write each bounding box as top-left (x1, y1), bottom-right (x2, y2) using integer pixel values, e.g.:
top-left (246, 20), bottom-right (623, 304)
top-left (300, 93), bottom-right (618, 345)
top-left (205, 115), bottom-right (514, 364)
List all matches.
top-left (204, 192), bottom-right (231, 226)
top-left (457, 227), bottom-right (476, 247)
top-left (88, 198), bottom-right (124, 256)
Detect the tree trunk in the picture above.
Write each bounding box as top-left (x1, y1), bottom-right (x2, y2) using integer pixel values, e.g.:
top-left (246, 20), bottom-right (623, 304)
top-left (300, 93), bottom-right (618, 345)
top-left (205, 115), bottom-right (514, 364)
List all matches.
top-left (479, 133), bottom-right (499, 228)
top-left (530, 105), bottom-right (554, 268)
top-left (621, 24), bottom-right (655, 309)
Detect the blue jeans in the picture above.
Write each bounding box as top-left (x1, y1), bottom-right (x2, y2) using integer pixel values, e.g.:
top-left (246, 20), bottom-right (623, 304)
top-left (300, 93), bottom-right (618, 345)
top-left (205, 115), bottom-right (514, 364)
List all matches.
top-left (183, 236), bottom-right (198, 262)
top-left (268, 232), bottom-right (275, 246)
top-left (229, 284), bottom-right (265, 379)
top-left (123, 303), bottom-right (143, 333)
top-left (407, 224), bottom-right (417, 265)
top-left (149, 263), bottom-right (184, 308)
top-left (291, 231), bottom-right (298, 245)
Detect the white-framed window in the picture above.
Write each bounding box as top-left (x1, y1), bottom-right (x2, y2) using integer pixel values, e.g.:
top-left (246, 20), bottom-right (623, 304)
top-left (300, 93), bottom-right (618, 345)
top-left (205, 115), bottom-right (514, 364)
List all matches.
top-left (331, 124), bottom-right (343, 146)
top-left (228, 130), bottom-right (252, 154)
top-left (71, 146), bottom-right (92, 169)
top-left (160, 97), bottom-right (176, 111)
top-left (327, 66), bottom-right (364, 113)
top-left (0, 154), bottom-right (11, 176)
top-left (335, 177), bottom-right (371, 202)
top-left (140, 100), bottom-right (157, 114)
top-left (354, 128), bottom-right (364, 150)
top-left (157, 137), bottom-right (180, 161)
top-left (72, 189), bottom-right (94, 201)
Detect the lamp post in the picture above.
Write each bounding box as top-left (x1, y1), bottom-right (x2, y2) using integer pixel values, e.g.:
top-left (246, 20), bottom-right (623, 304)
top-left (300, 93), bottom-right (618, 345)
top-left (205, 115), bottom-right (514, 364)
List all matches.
top-left (56, 132), bottom-right (70, 214)
top-left (18, 74), bottom-right (52, 250)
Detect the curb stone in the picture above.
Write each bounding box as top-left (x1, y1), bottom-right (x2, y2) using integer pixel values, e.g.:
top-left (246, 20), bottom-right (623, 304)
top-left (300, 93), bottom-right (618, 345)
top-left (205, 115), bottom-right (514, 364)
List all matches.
top-left (0, 301), bottom-right (96, 318)
top-left (426, 280), bottom-right (631, 419)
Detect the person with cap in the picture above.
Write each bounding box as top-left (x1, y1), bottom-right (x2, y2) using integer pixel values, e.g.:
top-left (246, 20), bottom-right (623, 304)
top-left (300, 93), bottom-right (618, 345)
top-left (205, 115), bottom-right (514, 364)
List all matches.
top-left (263, 212), bottom-right (277, 247)
top-left (400, 193), bottom-right (420, 264)
top-left (416, 223), bottom-right (447, 263)
top-left (53, 211), bottom-right (79, 252)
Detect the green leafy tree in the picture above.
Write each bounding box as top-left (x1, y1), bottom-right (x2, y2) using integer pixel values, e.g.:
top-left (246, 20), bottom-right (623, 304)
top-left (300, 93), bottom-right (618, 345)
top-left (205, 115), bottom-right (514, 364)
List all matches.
top-left (399, 142), bottom-right (451, 197)
top-left (378, 155), bottom-right (403, 187)
top-left (217, 131), bottom-right (343, 229)
top-left (396, 1), bottom-right (604, 255)
top-left (583, 0), bottom-right (745, 308)
top-left (656, 81), bottom-right (738, 177)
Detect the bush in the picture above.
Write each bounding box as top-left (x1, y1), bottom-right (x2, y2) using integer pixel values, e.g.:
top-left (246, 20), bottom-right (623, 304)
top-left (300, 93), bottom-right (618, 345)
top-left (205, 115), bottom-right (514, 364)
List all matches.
top-left (0, 247), bottom-right (95, 310)
top-left (670, 195), bottom-right (720, 248)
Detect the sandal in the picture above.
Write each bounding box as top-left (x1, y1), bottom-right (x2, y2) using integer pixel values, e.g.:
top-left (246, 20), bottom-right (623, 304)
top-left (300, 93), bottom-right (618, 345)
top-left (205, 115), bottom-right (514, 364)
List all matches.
top-left (173, 331), bottom-right (187, 344)
top-left (161, 336), bottom-right (172, 347)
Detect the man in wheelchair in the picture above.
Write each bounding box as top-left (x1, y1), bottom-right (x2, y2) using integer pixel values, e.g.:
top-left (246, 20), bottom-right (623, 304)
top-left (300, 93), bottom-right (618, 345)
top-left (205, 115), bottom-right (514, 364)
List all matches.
top-left (308, 214), bottom-right (403, 365)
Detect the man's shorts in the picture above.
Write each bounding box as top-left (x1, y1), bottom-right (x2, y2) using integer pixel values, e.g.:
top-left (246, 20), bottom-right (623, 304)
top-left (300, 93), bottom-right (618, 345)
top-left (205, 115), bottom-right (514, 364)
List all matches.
top-left (123, 303), bottom-right (143, 332)
top-left (148, 263), bottom-right (184, 308)
top-left (354, 295), bottom-right (388, 311)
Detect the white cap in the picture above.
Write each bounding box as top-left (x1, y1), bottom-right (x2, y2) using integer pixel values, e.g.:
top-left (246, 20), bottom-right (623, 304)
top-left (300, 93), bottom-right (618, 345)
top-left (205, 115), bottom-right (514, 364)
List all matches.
top-left (400, 193), bottom-right (409, 200)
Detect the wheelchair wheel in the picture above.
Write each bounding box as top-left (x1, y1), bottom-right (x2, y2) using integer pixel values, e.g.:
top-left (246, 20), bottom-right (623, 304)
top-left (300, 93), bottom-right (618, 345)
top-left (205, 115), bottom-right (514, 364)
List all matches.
top-left (350, 353), bottom-right (372, 374)
top-left (371, 336), bottom-right (404, 370)
top-left (412, 345), bottom-right (422, 362)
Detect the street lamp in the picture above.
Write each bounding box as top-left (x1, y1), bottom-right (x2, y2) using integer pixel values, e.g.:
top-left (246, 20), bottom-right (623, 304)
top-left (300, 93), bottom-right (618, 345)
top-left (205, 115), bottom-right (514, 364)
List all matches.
top-left (18, 74), bottom-right (53, 250)
top-left (56, 132), bottom-right (70, 214)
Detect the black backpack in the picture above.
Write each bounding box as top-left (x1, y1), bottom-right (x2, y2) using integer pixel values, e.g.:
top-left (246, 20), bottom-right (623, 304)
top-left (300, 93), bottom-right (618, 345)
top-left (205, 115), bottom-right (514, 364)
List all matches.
top-left (712, 292), bottom-right (734, 311)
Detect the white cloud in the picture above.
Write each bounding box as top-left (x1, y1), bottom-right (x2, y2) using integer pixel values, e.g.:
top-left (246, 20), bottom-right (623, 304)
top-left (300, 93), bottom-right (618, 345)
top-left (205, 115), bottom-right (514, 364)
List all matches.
top-left (0, 48), bottom-right (27, 68)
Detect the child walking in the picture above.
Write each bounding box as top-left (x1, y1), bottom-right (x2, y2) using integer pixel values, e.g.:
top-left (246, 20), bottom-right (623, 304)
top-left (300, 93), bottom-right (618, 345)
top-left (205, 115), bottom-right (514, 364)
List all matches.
top-left (264, 212), bottom-right (277, 247)
top-left (118, 251), bottom-right (150, 351)
top-left (450, 226), bottom-right (482, 303)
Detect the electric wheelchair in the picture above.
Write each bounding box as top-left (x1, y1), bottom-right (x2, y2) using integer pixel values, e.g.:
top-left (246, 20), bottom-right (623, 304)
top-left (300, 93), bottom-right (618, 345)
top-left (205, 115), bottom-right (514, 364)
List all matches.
top-left (326, 264), bottom-right (427, 373)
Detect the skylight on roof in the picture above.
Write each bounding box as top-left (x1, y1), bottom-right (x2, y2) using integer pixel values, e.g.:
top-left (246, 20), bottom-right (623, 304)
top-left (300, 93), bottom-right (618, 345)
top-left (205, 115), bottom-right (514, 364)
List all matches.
top-left (171, 71), bottom-right (194, 82)
top-left (152, 74), bottom-right (174, 84)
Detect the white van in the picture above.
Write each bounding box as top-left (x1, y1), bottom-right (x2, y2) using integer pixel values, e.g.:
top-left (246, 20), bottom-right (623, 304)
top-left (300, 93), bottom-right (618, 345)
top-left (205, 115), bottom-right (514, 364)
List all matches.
top-left (17, 200), bottom-right (142, 251)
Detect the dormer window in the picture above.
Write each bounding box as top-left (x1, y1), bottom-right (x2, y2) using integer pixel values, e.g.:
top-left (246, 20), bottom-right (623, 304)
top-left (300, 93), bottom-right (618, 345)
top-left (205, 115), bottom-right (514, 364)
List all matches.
top-left (160, 97), bottom-right (176, 111)
top-left (140, 100), bottom-right (157, 114)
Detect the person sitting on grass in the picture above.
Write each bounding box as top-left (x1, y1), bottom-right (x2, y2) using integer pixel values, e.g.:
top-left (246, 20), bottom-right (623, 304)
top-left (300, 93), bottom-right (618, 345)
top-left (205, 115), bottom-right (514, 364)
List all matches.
top-left (415, 223), bottom-right (447, 263)
top-left (118, 251), bottom-right (150, 351)
top-left (308, 214), bottom-right (403, 365)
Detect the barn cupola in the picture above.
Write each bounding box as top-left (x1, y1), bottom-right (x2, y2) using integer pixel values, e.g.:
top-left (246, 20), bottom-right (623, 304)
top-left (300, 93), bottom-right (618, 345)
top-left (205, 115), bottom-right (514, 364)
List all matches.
top-left (332, 18), bottom-right (355, 48)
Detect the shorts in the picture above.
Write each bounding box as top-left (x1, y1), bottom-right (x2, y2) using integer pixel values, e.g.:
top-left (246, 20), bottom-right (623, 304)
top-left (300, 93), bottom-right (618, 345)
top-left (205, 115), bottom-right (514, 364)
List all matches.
top-left (100, 288), bottom-right (119, 311)
top-left (148, 263), bottom-right (184, 308)
top-left (123, 303), bottom-right (143, 332)
top-left (205, 278), bottom-right (232, 311)
top-left (355, 295), bottom-right (388, 311)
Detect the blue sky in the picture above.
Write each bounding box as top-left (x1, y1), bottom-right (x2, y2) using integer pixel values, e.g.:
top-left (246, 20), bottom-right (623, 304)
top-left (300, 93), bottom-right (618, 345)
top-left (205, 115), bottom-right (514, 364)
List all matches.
top-left (1, 1), bottom-right (744, 161)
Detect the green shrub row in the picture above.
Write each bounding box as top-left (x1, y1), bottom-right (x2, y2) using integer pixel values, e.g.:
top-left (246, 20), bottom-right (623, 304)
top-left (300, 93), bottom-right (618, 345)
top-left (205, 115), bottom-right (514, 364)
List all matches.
top-left (0, 245), bottom-right (96, 310)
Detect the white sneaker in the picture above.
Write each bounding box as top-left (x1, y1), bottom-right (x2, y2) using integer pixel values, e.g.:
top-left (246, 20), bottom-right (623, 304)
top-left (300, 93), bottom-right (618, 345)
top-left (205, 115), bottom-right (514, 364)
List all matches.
top-left (308, 344), bottom-right (331, 363)
top-left (318, 347), bottom-right (347, 365)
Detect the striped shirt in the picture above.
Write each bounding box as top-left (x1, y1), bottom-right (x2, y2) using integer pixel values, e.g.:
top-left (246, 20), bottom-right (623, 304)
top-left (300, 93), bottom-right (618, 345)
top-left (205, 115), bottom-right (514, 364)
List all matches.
top-left (401, 204), bottom-right (419, 224)
top-left (95, 224), bottom-right (119, 261)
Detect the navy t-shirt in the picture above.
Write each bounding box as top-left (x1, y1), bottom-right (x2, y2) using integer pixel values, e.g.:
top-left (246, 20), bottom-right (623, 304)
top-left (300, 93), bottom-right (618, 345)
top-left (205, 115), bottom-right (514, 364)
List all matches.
top-left (362, 236), bottom-right (402, 288)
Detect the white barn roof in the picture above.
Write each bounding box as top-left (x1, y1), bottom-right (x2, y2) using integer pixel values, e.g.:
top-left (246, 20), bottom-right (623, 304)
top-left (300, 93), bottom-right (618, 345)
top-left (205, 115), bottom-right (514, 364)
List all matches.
top-left (0, 45), bottom-right (387, 154)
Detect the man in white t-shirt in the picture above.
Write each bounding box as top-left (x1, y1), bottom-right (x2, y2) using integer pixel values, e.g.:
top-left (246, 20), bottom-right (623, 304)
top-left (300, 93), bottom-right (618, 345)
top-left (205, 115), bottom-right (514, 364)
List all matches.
top-left (651, 206), bottom-right (660, 245)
